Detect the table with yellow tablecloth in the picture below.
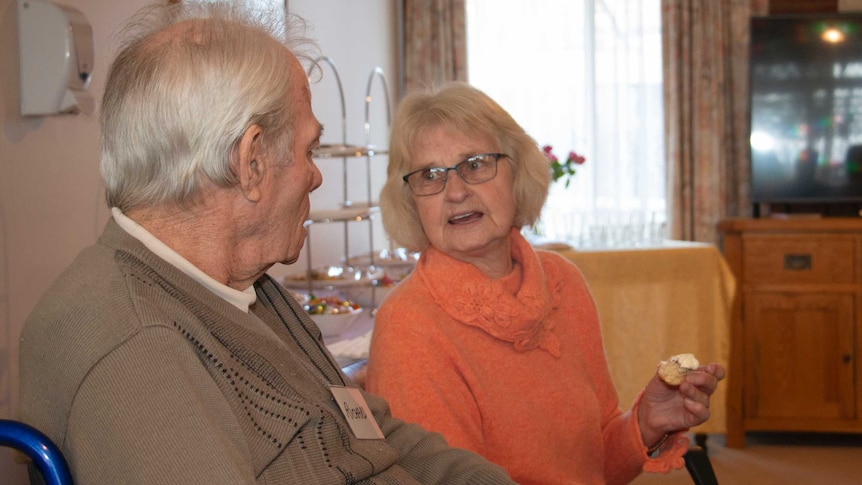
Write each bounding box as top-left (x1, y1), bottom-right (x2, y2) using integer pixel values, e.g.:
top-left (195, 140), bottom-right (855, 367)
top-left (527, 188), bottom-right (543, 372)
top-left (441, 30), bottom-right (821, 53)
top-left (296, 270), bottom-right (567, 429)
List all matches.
top-left (552, 241), bottom-right (735, 434)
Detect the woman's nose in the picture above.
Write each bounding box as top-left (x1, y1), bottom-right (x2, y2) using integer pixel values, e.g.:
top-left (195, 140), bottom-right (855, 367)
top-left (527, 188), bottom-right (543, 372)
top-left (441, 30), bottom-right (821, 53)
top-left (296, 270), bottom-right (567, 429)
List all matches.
top-left (443, 171), bottom-right (470, 200)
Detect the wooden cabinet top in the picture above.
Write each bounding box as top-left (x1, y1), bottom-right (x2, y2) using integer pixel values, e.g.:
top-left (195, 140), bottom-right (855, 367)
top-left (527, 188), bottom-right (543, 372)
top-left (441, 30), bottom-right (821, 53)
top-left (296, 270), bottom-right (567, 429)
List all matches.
top-left (718, 217), bottom-right (862, 234)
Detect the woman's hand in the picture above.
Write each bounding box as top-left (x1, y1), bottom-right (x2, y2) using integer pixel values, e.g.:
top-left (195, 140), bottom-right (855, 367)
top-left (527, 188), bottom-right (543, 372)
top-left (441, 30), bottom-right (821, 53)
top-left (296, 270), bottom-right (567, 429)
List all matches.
top-left (636, 362), bottom-right (726, 450)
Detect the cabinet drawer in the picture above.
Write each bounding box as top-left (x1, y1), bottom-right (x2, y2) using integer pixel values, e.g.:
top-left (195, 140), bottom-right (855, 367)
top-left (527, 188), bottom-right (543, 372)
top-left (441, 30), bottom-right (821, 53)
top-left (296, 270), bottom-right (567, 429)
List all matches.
top-left (742, 235), bottom-right (855, 285)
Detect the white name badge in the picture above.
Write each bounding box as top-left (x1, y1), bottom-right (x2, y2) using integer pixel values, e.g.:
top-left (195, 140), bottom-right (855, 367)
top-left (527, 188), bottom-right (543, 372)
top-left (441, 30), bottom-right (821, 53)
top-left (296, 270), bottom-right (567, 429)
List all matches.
top-left (329, 386), bottom-right (385, 440)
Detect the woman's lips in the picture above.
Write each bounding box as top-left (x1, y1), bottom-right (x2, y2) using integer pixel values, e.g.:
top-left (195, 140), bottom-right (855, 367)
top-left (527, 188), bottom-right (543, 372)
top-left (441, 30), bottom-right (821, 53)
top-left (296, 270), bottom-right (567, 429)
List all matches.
top-left (449, 212), bottom-right (482, 224)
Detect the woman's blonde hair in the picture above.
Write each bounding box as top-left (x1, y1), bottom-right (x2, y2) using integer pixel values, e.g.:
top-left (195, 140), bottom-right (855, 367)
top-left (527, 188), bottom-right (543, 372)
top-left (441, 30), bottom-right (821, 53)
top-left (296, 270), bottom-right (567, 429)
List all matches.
top-left (380, 82), bottom-right (551, 251)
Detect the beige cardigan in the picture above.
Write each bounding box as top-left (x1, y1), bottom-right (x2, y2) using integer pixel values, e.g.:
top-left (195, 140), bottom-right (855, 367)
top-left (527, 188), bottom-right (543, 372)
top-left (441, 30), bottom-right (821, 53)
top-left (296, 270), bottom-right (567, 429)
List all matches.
top-left (18, 219), bottom-right (515, 484)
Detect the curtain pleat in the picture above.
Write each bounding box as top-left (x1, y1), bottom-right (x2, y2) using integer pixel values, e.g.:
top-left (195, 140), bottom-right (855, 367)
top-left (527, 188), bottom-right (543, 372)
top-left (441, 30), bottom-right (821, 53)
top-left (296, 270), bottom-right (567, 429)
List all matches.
top-left (402, 0), bottom-right (468, 93)
top-left (661, 0), bottom-right (767, 243)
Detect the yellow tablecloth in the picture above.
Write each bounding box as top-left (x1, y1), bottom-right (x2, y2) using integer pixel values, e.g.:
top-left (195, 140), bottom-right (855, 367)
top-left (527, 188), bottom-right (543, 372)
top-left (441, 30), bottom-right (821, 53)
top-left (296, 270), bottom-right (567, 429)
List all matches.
top-left (555, 242), bottom-right (735, 434)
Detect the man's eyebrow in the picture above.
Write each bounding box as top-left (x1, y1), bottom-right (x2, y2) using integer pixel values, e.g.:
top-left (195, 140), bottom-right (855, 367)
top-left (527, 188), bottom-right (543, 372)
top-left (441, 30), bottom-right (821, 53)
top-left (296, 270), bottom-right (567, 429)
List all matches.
top-left (316, 123), bottom-right (324, 144)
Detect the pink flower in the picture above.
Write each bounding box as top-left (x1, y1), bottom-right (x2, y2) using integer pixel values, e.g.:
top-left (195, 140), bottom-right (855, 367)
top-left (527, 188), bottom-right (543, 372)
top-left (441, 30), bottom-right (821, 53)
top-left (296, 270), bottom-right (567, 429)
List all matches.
top-left (569, 151), bottom-right (586, 165)
top-left (542, 145), bottom-right (558, 162)
top-left (542, 144), bottom-right (587, 187)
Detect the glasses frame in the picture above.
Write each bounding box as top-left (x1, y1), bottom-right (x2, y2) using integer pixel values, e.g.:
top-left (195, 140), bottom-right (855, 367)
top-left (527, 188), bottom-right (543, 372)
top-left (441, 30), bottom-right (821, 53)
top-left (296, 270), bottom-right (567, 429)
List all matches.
top-left (402, 153), bottom-right (508, 196)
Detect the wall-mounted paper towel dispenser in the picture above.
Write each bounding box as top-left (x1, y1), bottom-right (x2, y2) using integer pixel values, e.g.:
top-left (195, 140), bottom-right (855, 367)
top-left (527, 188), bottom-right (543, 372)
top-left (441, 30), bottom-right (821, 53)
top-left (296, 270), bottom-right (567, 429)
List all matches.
top-left (17, 0), bottom-right (94, 116)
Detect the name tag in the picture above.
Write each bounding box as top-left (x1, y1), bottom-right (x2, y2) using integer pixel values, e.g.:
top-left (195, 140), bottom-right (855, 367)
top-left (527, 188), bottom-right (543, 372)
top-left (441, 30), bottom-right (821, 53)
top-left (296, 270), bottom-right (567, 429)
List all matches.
top-left (329, 386), bottom-right (384, 440)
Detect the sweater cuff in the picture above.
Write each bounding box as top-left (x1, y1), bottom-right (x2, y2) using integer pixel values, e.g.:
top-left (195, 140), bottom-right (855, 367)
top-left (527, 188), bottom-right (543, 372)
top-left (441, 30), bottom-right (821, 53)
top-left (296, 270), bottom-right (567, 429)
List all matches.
top-left (642, 432), bottom-right (689, 473)
top-left (631, 390), bottom-right (689, 474)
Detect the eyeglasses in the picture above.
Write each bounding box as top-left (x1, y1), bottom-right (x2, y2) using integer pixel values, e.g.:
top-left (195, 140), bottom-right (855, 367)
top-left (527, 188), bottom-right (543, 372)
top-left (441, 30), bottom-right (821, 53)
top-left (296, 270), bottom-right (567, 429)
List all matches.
top-left (402, 153), bottom-right (508, 196)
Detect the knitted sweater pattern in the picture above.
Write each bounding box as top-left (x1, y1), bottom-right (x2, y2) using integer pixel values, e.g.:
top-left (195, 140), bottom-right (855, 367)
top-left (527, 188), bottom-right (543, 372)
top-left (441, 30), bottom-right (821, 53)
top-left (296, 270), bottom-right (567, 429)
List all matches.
top-left (418, 228), bottom-right (563, 357)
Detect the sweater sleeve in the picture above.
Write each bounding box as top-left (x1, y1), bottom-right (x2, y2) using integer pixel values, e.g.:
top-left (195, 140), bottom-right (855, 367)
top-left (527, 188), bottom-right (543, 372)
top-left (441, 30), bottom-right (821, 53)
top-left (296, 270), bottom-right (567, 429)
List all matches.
top-left (551, 257), bottom-right (646, 483)
top-left (67, 327), bottom-right (258, 484)
top-left (362, 390), bottom-right (517, 484)
top-left (548, 252), bottom-right (687, 483)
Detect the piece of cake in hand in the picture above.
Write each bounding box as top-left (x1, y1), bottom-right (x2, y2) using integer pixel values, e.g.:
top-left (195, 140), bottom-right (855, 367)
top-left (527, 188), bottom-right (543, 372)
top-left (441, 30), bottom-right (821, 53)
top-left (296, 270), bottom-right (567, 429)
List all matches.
top-left (657, 353), bottom-right (700, 386)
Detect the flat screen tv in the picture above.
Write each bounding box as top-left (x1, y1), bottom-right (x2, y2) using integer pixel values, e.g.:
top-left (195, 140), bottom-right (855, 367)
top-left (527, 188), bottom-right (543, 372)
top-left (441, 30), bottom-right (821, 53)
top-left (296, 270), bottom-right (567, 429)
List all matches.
top-left (749, 14), bottom-right (862, 210)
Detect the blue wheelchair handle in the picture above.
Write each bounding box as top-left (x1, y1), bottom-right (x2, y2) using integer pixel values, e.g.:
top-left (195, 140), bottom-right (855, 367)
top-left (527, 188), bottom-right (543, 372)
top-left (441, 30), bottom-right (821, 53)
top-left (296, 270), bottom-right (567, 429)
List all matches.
top-left (0, 419), bottom-right (73, 485)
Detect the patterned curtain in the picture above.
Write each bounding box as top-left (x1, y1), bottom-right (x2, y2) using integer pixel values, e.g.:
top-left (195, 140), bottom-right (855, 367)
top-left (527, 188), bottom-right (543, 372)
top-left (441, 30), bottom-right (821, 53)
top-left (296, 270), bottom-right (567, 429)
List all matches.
top-left (401, 0), bottom-right (468, 93)
top-left (661, 0), bottom-right (768, 243)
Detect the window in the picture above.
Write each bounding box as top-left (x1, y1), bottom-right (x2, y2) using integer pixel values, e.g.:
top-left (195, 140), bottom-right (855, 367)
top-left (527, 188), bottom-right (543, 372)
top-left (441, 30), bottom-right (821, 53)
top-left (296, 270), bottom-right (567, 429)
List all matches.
top-left (466, 0), bottom-right (665, 247)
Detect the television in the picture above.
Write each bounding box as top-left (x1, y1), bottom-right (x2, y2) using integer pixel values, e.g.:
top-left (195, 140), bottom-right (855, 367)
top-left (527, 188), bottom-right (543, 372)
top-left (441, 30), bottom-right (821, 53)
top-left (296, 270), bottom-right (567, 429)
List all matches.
top-left (749, 14), bottom-right (862, 214)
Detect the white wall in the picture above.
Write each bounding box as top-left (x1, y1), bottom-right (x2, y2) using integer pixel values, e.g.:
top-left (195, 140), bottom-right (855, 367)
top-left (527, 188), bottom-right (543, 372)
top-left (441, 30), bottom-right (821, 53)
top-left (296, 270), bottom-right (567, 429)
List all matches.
top-left (0, 0), bottom-right (396, 482)
top-left (272, 0), bottom-right (397, 282)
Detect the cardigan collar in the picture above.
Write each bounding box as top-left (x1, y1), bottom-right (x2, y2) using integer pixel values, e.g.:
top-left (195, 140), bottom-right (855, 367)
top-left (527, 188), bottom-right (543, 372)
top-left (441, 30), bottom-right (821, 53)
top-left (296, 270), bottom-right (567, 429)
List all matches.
top-left (416, 228), bottom-right (562, 357)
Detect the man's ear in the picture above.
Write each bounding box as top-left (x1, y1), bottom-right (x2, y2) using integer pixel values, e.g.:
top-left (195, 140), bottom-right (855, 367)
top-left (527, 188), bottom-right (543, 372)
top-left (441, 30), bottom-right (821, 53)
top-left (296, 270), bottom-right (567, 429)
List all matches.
top-left (236, 124), bottom-right (264, 201)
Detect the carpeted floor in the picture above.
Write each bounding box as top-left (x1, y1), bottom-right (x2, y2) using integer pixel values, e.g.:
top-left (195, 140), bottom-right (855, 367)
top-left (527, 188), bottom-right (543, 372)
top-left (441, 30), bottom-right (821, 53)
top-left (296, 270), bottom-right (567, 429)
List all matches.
top-left (630, 432), bottom-right (862, 485)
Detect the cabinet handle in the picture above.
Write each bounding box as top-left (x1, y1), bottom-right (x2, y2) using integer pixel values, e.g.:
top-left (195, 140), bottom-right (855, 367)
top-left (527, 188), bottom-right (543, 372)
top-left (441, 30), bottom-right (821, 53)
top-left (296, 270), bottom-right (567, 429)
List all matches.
top-left (783, 253), bottom-right (811, 271)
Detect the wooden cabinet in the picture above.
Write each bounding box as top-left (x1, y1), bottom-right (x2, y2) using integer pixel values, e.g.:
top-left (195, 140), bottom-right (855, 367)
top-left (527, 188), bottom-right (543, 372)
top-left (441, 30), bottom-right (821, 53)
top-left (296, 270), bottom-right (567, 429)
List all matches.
top-left (744, 293), bottom-right (855, 420)
top-left (768, 0), bottom-right (837, 15)
top-left (718, 218), bottom-right (862, 447)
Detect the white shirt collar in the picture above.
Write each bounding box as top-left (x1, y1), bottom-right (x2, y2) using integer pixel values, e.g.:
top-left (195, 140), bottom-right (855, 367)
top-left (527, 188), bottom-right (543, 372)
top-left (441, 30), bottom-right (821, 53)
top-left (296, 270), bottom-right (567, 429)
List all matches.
top-left (111, 207), bottom-right (257, 313)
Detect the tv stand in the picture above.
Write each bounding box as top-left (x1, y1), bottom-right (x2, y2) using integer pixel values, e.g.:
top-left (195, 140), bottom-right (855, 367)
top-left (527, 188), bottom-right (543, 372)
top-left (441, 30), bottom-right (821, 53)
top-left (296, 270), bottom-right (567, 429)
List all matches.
top-left (753, 202), bottom-right (862, 219)
top-left (717, 217), bottom-right (862, 447)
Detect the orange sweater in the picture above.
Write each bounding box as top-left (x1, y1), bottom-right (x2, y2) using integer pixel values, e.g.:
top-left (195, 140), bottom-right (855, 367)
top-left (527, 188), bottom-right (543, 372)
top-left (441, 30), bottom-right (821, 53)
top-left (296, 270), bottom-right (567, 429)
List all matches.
top-left (367, 229), bottom-right (686, 485)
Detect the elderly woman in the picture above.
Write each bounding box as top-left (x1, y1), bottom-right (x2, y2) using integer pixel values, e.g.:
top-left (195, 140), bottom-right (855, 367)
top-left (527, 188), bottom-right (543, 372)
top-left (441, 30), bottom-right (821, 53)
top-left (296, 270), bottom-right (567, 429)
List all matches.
top-left (366, 83), bottom-right (725, 485)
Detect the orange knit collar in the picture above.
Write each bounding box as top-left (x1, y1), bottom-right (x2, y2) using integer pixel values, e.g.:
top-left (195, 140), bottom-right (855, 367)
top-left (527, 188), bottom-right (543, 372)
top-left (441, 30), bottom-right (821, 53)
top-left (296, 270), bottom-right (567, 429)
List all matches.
top-left (417, 228), bottom-right (562, 357)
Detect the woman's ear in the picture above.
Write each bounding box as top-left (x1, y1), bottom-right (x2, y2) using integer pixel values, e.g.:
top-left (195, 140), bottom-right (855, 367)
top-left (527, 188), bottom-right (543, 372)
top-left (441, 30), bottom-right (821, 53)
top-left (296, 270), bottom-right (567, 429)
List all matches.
top-left (236, 125), bottom-right (264, 201)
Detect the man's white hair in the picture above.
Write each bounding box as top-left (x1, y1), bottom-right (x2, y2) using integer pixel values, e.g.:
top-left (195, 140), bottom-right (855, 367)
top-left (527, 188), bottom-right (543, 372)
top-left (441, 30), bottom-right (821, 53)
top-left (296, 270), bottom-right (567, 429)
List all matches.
top-left (100, 1), bottom-right (317, 211)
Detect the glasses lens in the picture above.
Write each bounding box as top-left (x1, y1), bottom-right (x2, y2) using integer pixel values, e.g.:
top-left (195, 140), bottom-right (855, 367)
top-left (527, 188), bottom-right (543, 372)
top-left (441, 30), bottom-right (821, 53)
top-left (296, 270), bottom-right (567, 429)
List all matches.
top-left (408, 168), bottom-right (447, 195)
top-left (456, 154), bottom-right (499, 184)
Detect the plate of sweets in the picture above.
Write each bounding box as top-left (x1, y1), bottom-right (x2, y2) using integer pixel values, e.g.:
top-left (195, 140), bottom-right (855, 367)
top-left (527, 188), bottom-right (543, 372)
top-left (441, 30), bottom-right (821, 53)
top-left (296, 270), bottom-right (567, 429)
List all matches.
top-left (303, 295), bottom-right (363, 337)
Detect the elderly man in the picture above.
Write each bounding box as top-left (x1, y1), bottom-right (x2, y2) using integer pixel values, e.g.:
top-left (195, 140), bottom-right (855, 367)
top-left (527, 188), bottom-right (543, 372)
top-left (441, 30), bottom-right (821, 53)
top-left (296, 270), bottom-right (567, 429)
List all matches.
top-left (18, 2), bottom-right (515, 484)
